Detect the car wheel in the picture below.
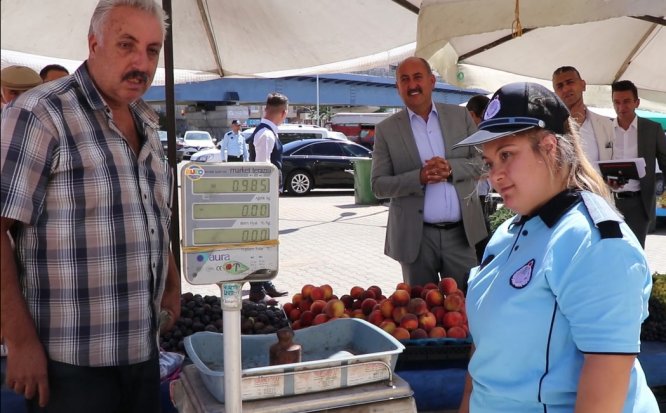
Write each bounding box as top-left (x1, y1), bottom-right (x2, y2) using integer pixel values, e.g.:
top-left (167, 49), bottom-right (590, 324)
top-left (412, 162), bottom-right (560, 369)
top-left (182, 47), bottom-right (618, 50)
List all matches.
top-left (287, 170), bottom-right (313, 195)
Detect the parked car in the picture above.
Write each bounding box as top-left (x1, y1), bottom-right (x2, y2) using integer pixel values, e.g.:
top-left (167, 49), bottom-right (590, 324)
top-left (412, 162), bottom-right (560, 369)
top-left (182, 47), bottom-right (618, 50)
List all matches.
top-left (176, 130), bottom-right (216, 161)
top-left (281, 139), bottom-right (372, 195)
top-left (190, 124), bottom-right (347, 163)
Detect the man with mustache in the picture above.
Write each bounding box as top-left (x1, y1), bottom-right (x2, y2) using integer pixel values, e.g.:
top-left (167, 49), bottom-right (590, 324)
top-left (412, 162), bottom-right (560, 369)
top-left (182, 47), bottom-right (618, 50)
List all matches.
top-left (0, 1), bottom-right (180, 412)
top-left (371, 57), bottom-right (486, 291)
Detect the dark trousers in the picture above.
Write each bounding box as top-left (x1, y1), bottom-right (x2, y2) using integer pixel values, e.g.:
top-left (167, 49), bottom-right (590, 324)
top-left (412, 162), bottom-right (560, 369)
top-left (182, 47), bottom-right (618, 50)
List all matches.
top-left (616, 196), bottom-right (649, 248)
top-left (26, 356), bottom-right (160, 413)
top-left (227, 155), bottom-right (244, 162)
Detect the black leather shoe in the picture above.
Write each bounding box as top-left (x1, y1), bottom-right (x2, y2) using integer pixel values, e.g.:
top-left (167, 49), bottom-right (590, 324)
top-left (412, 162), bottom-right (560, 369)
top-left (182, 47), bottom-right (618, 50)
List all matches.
top-left (248, 288), bottom-right (266, 302)
top-left (263, 281), bottom-right (288, 297)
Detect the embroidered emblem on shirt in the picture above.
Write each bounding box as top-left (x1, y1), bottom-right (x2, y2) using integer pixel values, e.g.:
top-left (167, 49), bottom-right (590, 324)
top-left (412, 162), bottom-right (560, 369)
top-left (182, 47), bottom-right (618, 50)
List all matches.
top-left (484, 97), bottom-right (501, 120)
top-left (509, 259), bottom-right (535, 289)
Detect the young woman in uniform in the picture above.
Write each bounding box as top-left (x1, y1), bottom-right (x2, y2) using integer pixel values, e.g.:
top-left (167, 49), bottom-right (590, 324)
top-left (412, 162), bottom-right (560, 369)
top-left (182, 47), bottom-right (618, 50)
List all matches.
top-left (454, 82), bottom-right (658, 413)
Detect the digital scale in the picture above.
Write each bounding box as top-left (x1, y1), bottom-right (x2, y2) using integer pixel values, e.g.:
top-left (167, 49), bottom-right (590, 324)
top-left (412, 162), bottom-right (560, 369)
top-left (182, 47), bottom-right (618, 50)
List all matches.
top-left (181, 162), bottom-right (280, 412)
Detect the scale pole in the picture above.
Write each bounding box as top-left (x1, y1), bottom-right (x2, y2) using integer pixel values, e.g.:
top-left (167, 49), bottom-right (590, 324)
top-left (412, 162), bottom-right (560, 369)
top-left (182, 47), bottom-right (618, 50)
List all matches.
top-left (220, 282), bottom-right (243, 412)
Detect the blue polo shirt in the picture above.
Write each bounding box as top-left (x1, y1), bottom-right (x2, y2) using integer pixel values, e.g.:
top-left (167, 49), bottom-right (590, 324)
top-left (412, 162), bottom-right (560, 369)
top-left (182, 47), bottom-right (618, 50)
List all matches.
top-left (467, 190), bottom-right (658, 412)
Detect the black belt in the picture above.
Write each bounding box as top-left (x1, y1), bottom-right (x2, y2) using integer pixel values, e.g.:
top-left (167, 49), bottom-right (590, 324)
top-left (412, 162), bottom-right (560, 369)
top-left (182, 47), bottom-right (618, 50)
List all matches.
top-left (614, 191), bottom-right (641, 199)
top-left (424, 221), bottom-right (462, 230)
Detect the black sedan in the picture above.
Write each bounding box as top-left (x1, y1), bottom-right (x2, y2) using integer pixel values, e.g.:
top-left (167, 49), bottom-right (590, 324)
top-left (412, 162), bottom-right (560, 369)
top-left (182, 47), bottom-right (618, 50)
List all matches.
top-left (281, 139), bottom-right (372, 195)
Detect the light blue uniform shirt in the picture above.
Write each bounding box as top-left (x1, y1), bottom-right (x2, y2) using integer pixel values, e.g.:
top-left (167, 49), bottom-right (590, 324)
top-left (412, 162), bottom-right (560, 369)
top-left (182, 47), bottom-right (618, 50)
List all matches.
top-left (220, 130), bottom-right (248, 161)
top-left (467, 190), bottom-right (658, 412)
top-left (407, 105), bottom-right (461, 223)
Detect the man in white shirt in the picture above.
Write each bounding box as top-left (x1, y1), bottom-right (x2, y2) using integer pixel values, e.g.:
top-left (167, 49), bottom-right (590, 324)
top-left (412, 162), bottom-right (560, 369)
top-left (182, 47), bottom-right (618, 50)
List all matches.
top-left (220, 119), bottom-right (248, 162)
top-left (609, 80), bottom-right (666, 247)
top-left (247, 92), bottom-right (289, 301)
top-left (552, 66), bottom-right (614, 163)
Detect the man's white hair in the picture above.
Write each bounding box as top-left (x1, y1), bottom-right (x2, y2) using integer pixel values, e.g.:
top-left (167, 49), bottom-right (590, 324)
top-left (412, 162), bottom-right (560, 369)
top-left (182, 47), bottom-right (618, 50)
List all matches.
top-left (88, 0), bottom-right (169, 42)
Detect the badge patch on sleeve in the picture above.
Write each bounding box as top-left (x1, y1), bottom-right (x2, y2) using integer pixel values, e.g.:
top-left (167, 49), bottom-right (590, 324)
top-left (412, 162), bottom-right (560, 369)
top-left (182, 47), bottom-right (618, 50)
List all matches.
top-left (510, 259), bottom-right (535, 289)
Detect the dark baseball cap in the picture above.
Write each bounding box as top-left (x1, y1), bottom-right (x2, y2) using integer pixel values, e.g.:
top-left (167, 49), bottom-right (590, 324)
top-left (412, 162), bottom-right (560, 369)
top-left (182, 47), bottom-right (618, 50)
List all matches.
top-left (454, 82), bottom-right (570, 148)
top-left (231, 119), bottom-right (240, 125)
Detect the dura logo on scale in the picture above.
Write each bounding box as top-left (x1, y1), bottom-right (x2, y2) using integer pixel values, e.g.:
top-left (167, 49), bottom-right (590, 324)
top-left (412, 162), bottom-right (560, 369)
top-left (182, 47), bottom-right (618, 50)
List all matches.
top-left (180, 162), bottom-right (280, 284)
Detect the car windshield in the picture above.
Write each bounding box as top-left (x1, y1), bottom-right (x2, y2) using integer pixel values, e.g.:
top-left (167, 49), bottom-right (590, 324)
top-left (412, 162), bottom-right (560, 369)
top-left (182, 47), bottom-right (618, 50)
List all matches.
top-left (186, 133), bottom-right (210, 141)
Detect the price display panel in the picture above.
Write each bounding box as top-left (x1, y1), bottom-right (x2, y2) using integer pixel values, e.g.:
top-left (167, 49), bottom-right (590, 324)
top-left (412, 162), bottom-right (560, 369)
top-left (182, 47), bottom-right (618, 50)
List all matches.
top-left (180, 163), bottom-right (279, 284)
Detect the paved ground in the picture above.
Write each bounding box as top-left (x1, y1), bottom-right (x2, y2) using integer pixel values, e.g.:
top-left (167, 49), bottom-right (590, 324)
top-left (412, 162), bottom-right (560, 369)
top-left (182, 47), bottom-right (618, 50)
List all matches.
top-left (181, 189), bottom-right (666, 301)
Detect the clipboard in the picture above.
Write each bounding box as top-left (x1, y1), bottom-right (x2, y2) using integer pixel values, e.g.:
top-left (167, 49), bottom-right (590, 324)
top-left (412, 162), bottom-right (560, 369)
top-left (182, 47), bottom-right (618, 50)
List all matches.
top-left (595, 158), bottom-right (646, 185)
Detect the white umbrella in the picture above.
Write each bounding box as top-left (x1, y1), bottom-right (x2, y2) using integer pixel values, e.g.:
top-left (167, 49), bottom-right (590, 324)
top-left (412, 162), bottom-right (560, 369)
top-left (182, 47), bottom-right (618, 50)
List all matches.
top-left (416, 0), bottom-right (666, 112)
top-left (1, 0), bottom-right (420, 82)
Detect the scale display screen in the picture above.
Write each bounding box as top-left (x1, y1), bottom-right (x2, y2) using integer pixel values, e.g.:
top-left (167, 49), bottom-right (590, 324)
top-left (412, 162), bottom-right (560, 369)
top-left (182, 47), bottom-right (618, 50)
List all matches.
top-left (181, 163), bottom-right (279, 284)
top-left (193, 228), bottom-right (270, 244)
top-left (192, 178), bottom-right (270, 193)
top-left (193, 203), bottom-right (270, 219)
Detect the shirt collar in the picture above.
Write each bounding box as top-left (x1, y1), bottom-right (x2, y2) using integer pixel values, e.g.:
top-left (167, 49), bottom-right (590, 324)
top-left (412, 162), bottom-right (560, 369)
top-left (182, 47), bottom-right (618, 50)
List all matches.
top-left (73, 62), bottom-right (159, 130)
top-left (406, 101), bottom-right (438, 123)
top-left (260, 117), bottom-right (279, 135)
top-left (514, 189), bottom-right (582, 228)
top-left (612, 114), bottom-right (638, 130)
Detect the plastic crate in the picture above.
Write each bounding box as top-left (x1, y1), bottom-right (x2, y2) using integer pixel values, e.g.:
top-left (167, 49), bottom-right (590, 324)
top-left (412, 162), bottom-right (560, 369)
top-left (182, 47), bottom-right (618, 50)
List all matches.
top-left (396, 337), bottom-right (472, 370)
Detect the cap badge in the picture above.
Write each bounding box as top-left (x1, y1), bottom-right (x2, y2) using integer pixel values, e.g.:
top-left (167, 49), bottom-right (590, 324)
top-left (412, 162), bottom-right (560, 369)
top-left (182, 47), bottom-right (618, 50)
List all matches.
top-left (510, 259), bottom-right (535, 289)
top-left (484, 97), bottom-right (501, 120)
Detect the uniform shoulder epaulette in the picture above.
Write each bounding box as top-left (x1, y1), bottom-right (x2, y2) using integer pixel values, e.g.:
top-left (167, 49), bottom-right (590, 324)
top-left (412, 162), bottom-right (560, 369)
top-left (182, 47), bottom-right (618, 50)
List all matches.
top-left (580, 192), bottom-right (622, 239)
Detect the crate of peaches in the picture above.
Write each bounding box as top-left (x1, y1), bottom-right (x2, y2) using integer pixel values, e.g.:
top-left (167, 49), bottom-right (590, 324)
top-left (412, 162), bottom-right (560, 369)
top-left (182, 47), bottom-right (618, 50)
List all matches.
top-left (283, 277), bottom-right (471, 346)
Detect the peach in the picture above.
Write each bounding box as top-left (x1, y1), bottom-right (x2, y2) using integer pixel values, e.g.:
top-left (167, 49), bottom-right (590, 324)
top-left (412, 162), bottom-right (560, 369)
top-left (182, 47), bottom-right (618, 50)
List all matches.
top-left (339, 294), bottom-right (354, 309)
top-left (439, 277), bottom-right (458, 295)
top-left (289, 308), bottom-right (302, 322)
top-left (313, 313), bottom-right (329, 325)
top-left (379, 319), bottom-right (397, 335)
top-left (291, 320), bottom-right (302, 330)
top-left (392, 306), bottom-right (408, 323)
top-left (400, 313), bottom-right (419, 331)
top-left (410, 328), bottom-right (428, 340)
top-left (349, 286), bottom-right (365, 300)
top-left (425, 289), bottom-right (444, 308)
top-left (429, 326), bottom-right (447, 338)
top-left (391, 289), bottom-right (411, 307)
top-left (367, 309), bottom-right (384, 326)
top-left (360, 289), bottom-right (376, 300)
top-left (352, 309), bottom-right (366, 319)
top-left (310, 299), bottom-right (327, 315)
top-left (298, 298), bottom-right (312, 312)
top-left (291, 293), bottom-right (304, 306)
top-left (300, 310), bottom-right (315, 327)
top-left (407, 297), bottom-right (428, 316)
top-left (282, 302), bottom-right (294, 315)
top-left (447, 326), bottom-right (467, 339)
top-left (361, 298), bottom-right (378, 316)
top-left (410, 285), bottom-right (424, 299)
top-left (442, 311), bottom-right (464, 328)
top-left (431, 306), bottom-right (446, 325)
top-left (423, 282), bottom-right (439, 291)
top-left (395, 282), bottom-right (411, 294)
top-left (310, 286), bottom-right (325, 301)
top-left (444, 294), bottom-right (464, 312)
top-left (352, 299), bottom-right (363, 310)
top-left (324, 299), bottom-right (345, 318)
top-left (418, 311), bottom-right (437, 331)
top-left (379, 299), bottom-right (394, 319)
top-left (320, 284), bottom-right (334, 300)
top-left (368, 285), bottom-right (383, 299)
top-left (301, 284), bottom-right (315, 299)
top-left (392, 327), bottom-right (410, 341)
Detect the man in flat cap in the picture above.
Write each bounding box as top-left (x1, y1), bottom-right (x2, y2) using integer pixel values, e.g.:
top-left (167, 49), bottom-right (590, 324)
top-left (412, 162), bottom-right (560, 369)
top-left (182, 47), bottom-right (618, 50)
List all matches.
top-left (0, 65), bottom-right (42, 108)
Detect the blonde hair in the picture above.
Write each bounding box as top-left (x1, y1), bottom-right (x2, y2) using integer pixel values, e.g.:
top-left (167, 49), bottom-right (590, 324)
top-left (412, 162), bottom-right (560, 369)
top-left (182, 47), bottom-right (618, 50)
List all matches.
top-left (530, 120), bottom-right (611, 203)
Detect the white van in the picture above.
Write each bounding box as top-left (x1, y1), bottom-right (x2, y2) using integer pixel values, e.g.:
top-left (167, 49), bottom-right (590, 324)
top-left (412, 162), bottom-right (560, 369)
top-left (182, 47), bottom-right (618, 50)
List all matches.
top-left (190, 124), bottom-right (347, 162)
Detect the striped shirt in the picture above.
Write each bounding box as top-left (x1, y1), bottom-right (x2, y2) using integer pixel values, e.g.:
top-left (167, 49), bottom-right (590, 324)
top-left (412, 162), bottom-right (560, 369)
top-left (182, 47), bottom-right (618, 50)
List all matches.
top-left (0, 63), bottom-right (173, 366)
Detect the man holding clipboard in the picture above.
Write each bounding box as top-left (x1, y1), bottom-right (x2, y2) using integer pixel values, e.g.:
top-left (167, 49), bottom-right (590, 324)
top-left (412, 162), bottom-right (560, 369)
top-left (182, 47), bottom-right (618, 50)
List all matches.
top-left (606, 80), bottom-right (666, 247)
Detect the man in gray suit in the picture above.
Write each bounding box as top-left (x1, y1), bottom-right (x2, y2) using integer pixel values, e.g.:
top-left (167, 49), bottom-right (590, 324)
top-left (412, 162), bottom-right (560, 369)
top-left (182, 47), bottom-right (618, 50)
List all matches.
top-left (552, 66), bottom-right (614, 162)
top-left (609, 80), bottom-right (666, 247)
top-left (371, 57), bottom-right (487, 289)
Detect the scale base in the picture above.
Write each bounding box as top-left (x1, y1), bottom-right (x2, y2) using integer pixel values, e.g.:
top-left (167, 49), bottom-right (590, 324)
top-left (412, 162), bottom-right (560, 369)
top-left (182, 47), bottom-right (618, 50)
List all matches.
top-left (171, 364), bottom-right (416, 413)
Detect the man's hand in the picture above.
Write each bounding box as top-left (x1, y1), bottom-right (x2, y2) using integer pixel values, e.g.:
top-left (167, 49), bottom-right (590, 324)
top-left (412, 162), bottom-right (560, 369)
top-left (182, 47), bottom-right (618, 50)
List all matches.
top-left (159, 252), bottom-right (181, 333)
top-left (606, 177), bottom-right (625, 191)
top-left (6, 336), bottom-right (49, 407)
top-left (420, 156), bottom-right (453, 184)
